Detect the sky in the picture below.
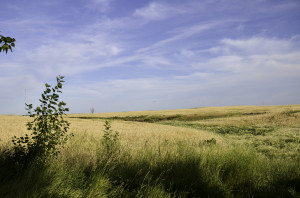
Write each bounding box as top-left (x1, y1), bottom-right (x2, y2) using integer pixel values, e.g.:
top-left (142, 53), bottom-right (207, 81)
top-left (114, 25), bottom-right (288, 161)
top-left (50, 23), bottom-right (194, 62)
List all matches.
top-left (1, 0), bottom-right (300, 115)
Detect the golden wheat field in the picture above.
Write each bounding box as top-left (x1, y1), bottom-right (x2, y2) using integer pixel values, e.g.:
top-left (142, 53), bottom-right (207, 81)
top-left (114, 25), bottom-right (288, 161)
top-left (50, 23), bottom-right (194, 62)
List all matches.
top-left (1, 105), bottom-right (300, 197)
top-left (1, 104), bottom-right (300, 159)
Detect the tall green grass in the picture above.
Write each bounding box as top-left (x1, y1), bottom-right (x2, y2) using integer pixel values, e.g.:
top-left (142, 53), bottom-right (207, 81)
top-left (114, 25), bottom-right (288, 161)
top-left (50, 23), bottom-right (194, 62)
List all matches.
top-left (1, 135), bottom-right (299, 197)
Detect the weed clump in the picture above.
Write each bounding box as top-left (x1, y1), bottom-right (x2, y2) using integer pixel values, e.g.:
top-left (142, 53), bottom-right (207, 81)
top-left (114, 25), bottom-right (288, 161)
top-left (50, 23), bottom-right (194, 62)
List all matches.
top-left (99, 120), bottom-right (120, 160)
top-left (204, 138), bottom-right (217, 145)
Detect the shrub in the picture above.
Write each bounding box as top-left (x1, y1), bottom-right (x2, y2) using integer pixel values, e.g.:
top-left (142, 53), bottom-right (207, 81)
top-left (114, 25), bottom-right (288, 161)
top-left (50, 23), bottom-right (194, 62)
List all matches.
top-left (9, 75), bottom-right (71, 166)
top-left (101, 120), bottom-right (120, 158)
top-left (204, 138), bottom-right (216, 145)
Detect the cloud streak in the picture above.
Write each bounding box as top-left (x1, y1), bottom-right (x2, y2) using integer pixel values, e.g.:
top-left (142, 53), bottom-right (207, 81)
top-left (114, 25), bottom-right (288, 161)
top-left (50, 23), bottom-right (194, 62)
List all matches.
top-left (134, 2), bottom-right (185, 21)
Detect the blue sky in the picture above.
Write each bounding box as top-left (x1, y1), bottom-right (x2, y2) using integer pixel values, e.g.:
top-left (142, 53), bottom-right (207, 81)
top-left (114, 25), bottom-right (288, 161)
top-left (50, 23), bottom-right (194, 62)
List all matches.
top-left (1, 0), bottom-right (300, 114)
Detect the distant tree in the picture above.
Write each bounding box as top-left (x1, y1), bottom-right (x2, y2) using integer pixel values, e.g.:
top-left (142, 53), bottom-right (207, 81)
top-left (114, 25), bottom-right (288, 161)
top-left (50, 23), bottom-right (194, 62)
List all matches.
top-left (90, 107), bottom-right (95, 114)
top-left (0, 35), bottom-right (16, 53)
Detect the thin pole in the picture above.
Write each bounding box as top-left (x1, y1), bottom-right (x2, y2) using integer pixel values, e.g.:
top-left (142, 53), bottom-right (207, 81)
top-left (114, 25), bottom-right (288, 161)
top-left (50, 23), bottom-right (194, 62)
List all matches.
top-left (25, 88), bottom-right (27, 115)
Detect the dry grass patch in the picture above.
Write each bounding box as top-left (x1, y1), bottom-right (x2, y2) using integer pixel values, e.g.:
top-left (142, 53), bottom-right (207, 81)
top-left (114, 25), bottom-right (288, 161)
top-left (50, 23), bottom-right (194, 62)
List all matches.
top-left (0, 115), bottom-right (31, 145)
top-left (63, 117), bottom-right (224, 158)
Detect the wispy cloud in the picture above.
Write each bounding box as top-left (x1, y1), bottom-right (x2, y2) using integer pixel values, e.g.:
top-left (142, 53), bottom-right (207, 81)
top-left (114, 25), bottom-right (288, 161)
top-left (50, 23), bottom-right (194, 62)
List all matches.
top-left (137, 23), bottom-right (217, 54)
top-left (220, 37), bottom-right (296, 55)
top-left (86, 0), bottom-right (114, 13)
top-left (133, 2), bottom-right (185, 21)
top-left (194, 36), bottom-right (300, 76)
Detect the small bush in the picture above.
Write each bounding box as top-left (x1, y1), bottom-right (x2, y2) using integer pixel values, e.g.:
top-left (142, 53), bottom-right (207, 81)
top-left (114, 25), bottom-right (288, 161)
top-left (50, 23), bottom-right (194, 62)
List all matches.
top-left (101, 120), bottom-right (120, 158)
top-left (8, 75), bottom-right (71, 166)
top-left (204, 138), bottom-right (217, 145)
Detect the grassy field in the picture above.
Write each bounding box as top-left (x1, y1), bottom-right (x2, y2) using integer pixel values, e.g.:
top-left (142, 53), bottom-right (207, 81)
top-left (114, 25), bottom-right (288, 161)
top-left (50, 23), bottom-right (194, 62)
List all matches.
top-left (0, 105), bottom-right (300, 197)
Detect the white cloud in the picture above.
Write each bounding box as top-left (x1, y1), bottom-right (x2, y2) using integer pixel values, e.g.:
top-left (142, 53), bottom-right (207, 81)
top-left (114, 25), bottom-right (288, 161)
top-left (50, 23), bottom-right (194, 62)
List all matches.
top-left (193, 37), bottom-right (300, 79)
top-left (137, 23), bottom-right (216, 53)
top-left (12, 30), bottom-right (125, 79)
top-left (173, 72), bottom-right (211, 80)
top-left (221, 37), bottom-right (294, 55)
top-left (87, 0), bottom-right (113, 13)
top-left (134, 2), bottom-right (185, 20)
top-left (139, 56), bottom-right (171, 67)
top-left (180, 49), bottom-right (195, 58)
top-left (192, 55), bottom-right (246, 73)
